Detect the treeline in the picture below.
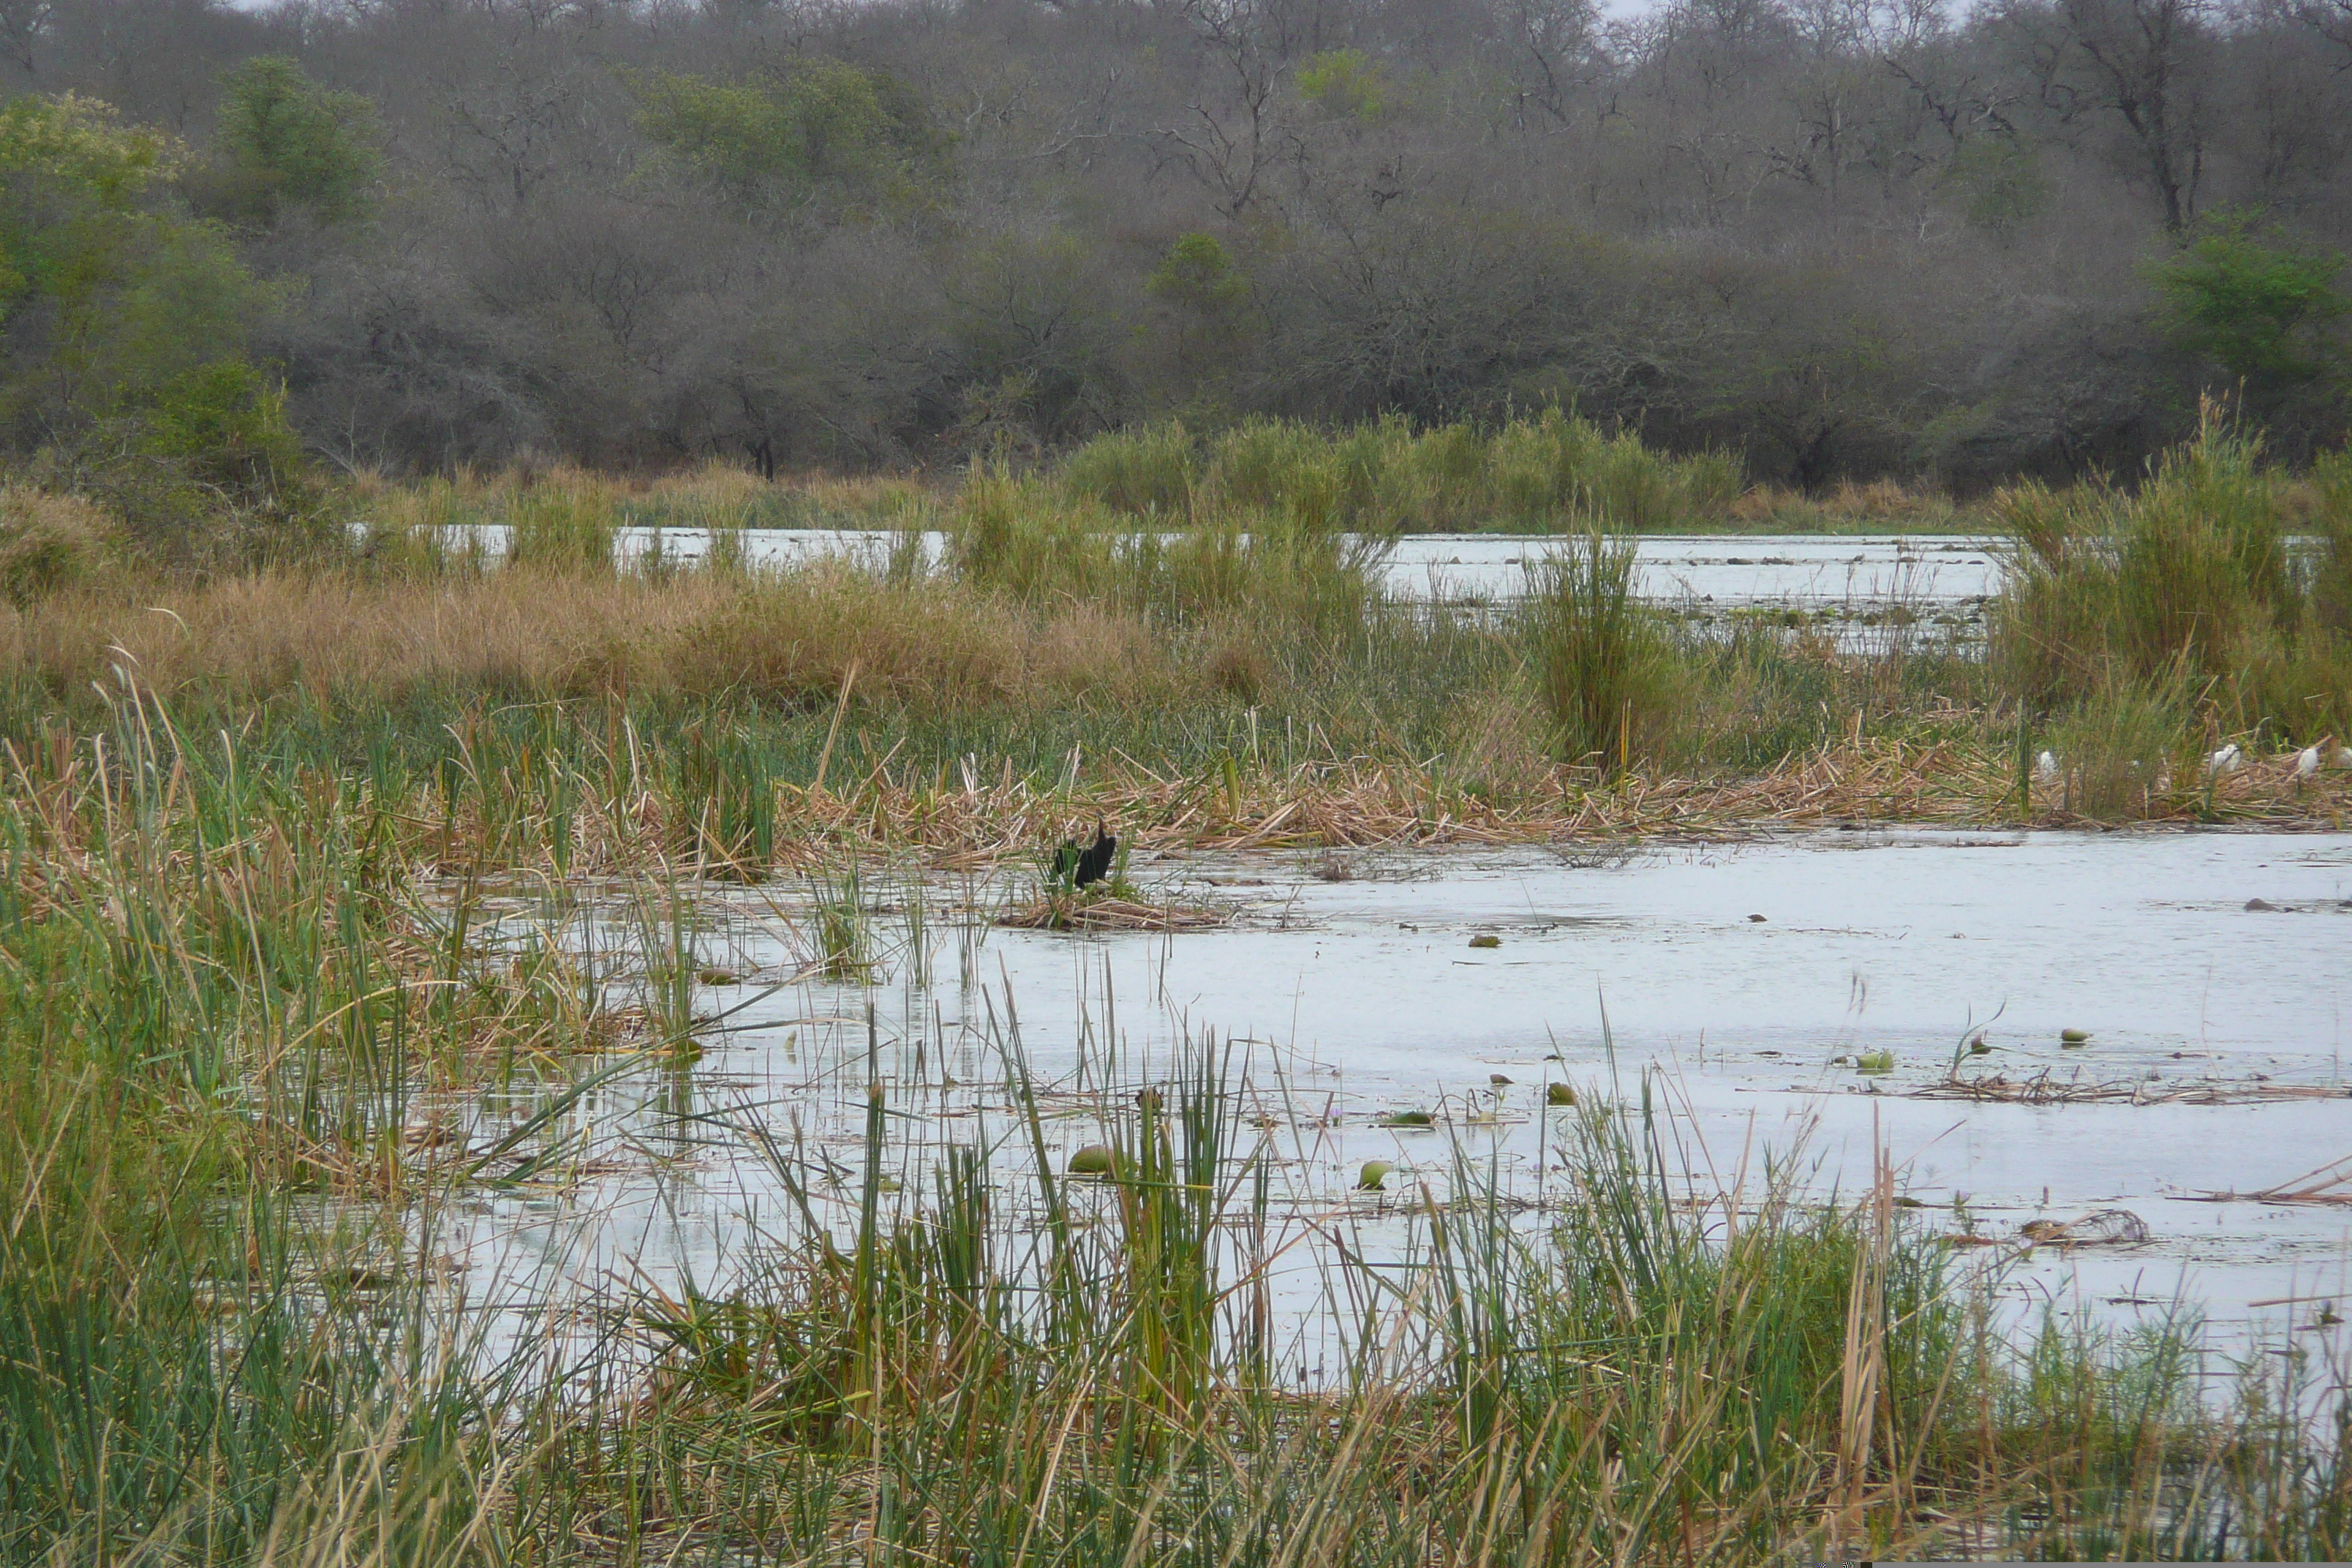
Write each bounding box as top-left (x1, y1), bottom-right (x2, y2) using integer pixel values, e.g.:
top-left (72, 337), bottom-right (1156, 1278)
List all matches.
top-left (2, 0), bottom-right (2351, 499)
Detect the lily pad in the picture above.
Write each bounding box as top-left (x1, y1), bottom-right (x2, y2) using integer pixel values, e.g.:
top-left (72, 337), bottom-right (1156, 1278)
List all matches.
top-left (1854, 1050), bottom-right (1895, 1073)
top-left (1356, 1160), bottom-right (1396, 1191)
top-left (1545, 1083), bottom-right (1576, 1107)
top-left (1379, 1110), bottom-right (1435, 1128)
top-left (1068, 1145), bottom-right (1118, 1177)
top-left (1467, 934), bottom-right (1501, 949)
top-left (2060, 1028), bottom-right (2092, 1047)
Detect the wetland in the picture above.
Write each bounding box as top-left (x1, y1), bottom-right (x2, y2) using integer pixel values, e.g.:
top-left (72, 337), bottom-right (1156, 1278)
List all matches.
top-left (1, 419), bottom-right (2349, 1563)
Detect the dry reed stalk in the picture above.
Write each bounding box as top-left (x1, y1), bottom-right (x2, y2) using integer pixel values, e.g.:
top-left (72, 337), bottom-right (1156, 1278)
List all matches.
top-left (1917, 1074), bottom-right (2344, 1107)
top-left (369, 732), bottom-right (2346, 885)
top-left (2185, 1151), bottom-right (2352, 1206)
top-left (1832, 1136), bottom-right (1891, 1543)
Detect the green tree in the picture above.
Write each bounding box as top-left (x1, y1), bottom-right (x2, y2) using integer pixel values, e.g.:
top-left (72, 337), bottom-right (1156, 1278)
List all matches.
top-left (1294, 49), bottom-right (1392, 125)
top-left (1936, 137), bottom-right (2048, 242)
top-left (1, 94), bottom-right (302, 531)
top-left (2151, 214), bottom-right (2349, 389)
top-left (1147, 233), bottom-right (1245, 309)
top-left (1, 94), bottom-right (265, 424)
top-left (631, 61), bottom-right (942, 214)
top-left (212, 56), bottom-right (383, 224)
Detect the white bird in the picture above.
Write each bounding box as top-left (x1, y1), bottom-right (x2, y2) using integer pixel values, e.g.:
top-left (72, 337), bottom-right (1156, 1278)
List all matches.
top-left (2297, 745), bottom-right (2321, 780)
top-left (2206, 743), bottom-right (2242, 776)
top-left (2035, 750), bottom-right (2059, 783)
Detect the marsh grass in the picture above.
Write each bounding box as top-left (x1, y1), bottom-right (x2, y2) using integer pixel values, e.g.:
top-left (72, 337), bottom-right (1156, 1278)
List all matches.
top-left (807, 862), bottom-right (876, 979)
top-left (1058, 410), bottom-right (1743, 533)
top-left (1730, 477), bottom-right (1979, 535)
top-left (524, 1036), bottom-right (2351, 1564)
top-left (1994, 406), bottom-right (2352, 754)
top-left (2044, 677), bottom-right (2195, 818)
top-left (505, 478), bottom-right (617, 572)
top-left (0, 672), bottom-right (2342, 1561)
top-left (0, 684), bottom-right (601, 1564)
top-left (946, 461), bottom-right (1390, 638)
top-left (1520, 530), bottom-right (1692, 769)
top-left (354, 462), bottom-right (941, 550)
top-left (0, 554), bottom-right (2331, 873)
top-left (671, 720), bottom-right (777, 873)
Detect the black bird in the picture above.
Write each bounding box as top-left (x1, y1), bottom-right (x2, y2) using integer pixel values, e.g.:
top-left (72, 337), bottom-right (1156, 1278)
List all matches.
top-left (1074, 819), bottom-right (1117, 888)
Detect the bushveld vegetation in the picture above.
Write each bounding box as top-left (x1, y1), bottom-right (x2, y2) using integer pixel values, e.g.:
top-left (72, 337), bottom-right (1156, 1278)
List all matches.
top-left (5, 0), bottom-right (2352, 489)
top-left (0, 684), bottom-right (2346, 1559)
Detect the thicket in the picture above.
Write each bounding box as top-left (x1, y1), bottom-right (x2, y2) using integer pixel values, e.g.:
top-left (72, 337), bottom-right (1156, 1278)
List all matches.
top-left (0, 92), bottom-right (328, 563)
top-left (4, 0), bottom-right (2351, 485)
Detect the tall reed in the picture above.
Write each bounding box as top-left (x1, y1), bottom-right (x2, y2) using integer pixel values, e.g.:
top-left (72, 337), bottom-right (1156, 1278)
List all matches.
top-left (1520, 529), bottom-right (1689, 768)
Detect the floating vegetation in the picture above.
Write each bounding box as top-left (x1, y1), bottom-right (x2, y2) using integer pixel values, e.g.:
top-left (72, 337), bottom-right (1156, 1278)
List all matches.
top-left (2019, 1209), bottom-right (2151, 1246)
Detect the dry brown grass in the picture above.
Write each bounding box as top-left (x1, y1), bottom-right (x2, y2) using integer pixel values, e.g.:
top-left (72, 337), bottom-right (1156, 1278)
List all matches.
top-left (0, 563), bottom-right (1178, 712)
top-left (4, 561), bottom-right (2341, 886)
top-left (1730, 478), bottom-right (1970, 531)
top-left (348, 459), bottom-right (941, 535)
top-left (703, 736), bottom-right (2348, 873)
top-left (0, 486), bottom-right (120, 606)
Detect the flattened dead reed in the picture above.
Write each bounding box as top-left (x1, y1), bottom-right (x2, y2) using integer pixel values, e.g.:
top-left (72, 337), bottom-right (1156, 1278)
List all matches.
top-left (997, 893), bottom-right (1229, 930)
top-left (1916, 1071), bottom-right (2347, 1107)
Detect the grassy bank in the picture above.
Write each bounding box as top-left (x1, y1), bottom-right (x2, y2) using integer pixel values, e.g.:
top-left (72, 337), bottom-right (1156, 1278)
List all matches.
top-left (1991, 412), bottom-right (2352, 812)
top-left (4, 430), bottom-right (2345, 847)
top-left (311, 411), bottom-right (2352, 543)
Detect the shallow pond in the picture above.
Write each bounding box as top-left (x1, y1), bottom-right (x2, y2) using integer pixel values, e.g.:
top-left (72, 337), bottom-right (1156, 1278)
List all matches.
top-left (431, 828), bottom-right (2351, 1381)
top-left (434, 524), bottom-right (1999, 615)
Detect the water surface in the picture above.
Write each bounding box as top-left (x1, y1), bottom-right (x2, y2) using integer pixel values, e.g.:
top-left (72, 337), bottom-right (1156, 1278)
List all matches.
top-left (435, 829), bottom-right (2352, 1373)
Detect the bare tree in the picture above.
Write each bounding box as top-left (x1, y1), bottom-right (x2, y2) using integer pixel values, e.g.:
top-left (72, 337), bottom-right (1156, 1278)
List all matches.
top-left (2029, 0), bottom-right (2216, 231)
